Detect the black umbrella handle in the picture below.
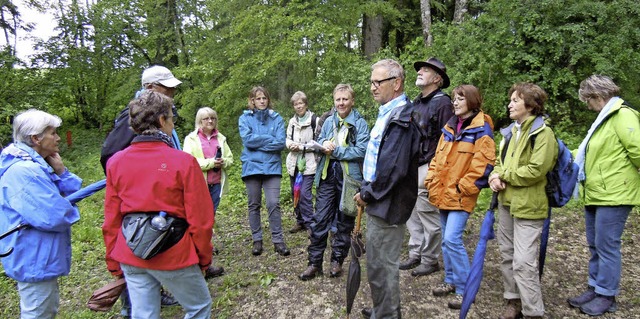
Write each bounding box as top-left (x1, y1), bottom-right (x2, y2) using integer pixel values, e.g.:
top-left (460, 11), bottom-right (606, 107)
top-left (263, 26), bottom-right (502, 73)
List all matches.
top-left (490, 192), bottom-right (499, 211)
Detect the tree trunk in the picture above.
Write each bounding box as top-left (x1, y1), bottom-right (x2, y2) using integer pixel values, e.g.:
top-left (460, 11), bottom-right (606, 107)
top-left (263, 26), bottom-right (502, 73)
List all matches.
top-left (419, 0), bottom-right (432, 47)
top-left (453, 0), bottom-right (468, 24)
top-left (362, 14), bottom-right (383, 59)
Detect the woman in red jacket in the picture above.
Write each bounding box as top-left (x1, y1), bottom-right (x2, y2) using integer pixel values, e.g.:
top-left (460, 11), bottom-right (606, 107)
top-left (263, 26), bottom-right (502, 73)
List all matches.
top-left (103, 91), bottom-right (214, 319)
top-left (425, 84), bottom-right (496, 310)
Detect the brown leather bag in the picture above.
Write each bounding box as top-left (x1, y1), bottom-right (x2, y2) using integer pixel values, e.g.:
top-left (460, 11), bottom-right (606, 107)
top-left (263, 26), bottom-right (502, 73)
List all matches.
top-left (87, 278), bottom-right (127, 312)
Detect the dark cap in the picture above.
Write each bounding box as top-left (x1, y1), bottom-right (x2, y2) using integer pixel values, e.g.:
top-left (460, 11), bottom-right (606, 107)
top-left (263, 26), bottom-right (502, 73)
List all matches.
top-left (413, 57), bottom-right (450, 89)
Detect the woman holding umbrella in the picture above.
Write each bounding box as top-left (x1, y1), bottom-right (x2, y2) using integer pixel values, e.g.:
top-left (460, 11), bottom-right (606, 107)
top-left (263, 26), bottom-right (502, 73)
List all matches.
top-left (425, 84), bottom-right (495, 310)
top-left (566, 75), bottom-right (640, 316)
top-left (488, 83), bottom-right (558, 319)
top-left (285, 91), bottom-right (320, 234)
top-left (0, 109), bottom-right (82, 319)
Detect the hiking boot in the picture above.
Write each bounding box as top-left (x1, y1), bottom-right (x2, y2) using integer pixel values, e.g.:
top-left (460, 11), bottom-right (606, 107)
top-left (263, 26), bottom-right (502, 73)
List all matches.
top-left (329, 261), bottom-right (343, 278)
top-left (160, 289), bottom-right (178, 307)
top-left (499, 299), bottom-right (523, 319)
top-left (252, 240), bottom-right (263, 256)
top-left (299, 265), bottom-right (322, 281)
top-left (289, 223), bottom-right (305, 233)
top-left (411, 262), bottom-right (439, 277)
top-left (204, 265), bottom-right (225, 279)
top-left (448, 294), bottom-right (463, 309)
top-left (579, 294), bottom-right (617, 316)
top-left (432, 282), bottom-right (455, 296)
top-left (568, 286), bottom-right (596, 308)
top-left (399, 257), bottom-right (420, 270)
top-left (274, 242), bottom-right (290, 256)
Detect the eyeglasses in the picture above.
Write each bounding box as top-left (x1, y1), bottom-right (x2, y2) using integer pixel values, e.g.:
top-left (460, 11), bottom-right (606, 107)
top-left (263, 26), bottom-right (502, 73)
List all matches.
top-left (370, 77), bottom-right (397, 88)
top-left (202, 117), bottom-right (217, 122)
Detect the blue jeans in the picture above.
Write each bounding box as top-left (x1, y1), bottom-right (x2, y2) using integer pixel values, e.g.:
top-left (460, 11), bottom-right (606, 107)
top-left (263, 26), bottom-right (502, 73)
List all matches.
top-left (366, 215), bottom-right (404, 319)
top-left (584, 205), bottom-right (632, 296)
top-left (208, 183), bottom-right (221, 212)
top-left (290, 174), bottom-right (314, 227)
top-left (121, 264), bottom-right (211, 319)
top-left (440, 210), bottom-right (470, 295)
top-left (244, 175), bottom-right (284, 243)
top-left (17, 279), bottom-right (59, 319)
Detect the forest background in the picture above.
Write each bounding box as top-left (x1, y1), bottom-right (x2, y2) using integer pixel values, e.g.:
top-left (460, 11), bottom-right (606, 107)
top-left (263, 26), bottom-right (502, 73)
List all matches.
top-left (0, 0), bottom-right (639, 318)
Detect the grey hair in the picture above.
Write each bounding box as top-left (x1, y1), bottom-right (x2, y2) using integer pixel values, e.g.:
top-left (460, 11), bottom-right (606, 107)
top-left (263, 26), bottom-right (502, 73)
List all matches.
top-left (13, 109), bottom-right (62, 146)
top-left (579, 75), bottom-right (620, 102)
top-left (371, 59), bottom-right (405, 81)
top-left (290, 91), bottom-right (308, 105)
top-left (194, 107), bottom-right (217, 130)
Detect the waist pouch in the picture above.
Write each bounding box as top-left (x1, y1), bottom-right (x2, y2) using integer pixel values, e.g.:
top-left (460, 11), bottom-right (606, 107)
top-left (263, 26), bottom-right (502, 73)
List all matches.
top-left (121, 212), bottom-right (188, 260)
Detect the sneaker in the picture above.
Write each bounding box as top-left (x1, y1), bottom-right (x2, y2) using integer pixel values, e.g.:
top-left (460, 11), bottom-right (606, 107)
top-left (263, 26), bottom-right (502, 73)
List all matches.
top-left (160, 289), bottom-right (178, 307)
top-left (448, 294), bottom-right (463, 309)
top-left (432, 282), bottom-right (455, 296)
top-left (399, 257), bottom-right (420, 270)
top-left (567, 286), bottom-right (596, 308)
top-left (579, 294), bottom-right (617, 316)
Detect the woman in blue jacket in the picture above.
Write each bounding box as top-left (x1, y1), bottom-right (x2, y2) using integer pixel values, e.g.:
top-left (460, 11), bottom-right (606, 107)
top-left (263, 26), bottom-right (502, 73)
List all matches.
top-left (0, 109), bottom-right (82, 319)
top-left (239, 86), bottom-right (290, 257)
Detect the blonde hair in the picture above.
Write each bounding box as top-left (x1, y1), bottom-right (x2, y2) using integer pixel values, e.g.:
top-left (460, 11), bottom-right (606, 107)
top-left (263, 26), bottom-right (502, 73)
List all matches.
top-left (194, 107), bottom-right (218, 130)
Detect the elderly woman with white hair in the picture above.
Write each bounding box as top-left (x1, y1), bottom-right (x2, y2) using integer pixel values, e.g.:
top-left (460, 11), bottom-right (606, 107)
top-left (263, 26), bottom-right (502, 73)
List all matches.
top-left (0, 109), bottom-right (82, 319)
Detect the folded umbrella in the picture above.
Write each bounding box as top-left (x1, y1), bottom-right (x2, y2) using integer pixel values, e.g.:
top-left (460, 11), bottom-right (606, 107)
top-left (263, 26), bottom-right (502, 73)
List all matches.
top-left (292, 172), bottom-right (303, 208)
top-left (460, 192), bottom-right (498, 319)
top-left (346, 205), bottom-right (365, 319)
top-left (539, 209), bottom-right (551, 279)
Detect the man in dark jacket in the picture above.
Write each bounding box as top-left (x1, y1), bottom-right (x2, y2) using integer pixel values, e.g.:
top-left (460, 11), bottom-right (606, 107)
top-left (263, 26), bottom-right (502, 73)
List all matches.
top-left (355, 59), bottom-right (422, 319)
top-left (399, 57), bottom-right (454, 278)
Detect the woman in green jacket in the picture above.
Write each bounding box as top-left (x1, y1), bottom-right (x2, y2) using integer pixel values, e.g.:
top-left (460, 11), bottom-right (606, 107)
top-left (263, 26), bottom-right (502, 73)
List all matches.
top-left (488, 83), bottom-right (558, 319)
top-left (566, 75), bottom-right (640, 316)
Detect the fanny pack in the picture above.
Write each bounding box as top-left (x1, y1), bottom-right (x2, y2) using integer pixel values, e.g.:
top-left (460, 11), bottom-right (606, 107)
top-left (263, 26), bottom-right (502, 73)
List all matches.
top-left (121, 212), bottom-right (188, 260)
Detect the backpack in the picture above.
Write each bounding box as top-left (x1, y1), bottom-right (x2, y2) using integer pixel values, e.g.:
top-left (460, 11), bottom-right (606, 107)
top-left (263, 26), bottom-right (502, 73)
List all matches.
top-left (501, 119), bottom-right (578, 208)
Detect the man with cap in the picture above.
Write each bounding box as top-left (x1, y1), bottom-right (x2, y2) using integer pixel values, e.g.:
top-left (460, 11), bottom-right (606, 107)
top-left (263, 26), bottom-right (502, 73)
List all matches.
top-left (355, 59), bottom-right (422, 319)
top-left (399, 57), bottom-right (454, 277)
top-left (100, 65), bottom-right (224, 316)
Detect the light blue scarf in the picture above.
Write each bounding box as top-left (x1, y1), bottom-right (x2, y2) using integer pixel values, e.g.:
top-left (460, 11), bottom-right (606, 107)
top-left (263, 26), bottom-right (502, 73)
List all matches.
top-left (573, 96), bottom-right (619, 197)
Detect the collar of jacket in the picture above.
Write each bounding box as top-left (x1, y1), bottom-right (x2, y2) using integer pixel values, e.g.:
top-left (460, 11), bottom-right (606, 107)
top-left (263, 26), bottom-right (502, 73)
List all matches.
top-left (500, 114), bottom-right (548, 140)
top-left (414, 89), bottom-right (446, 104)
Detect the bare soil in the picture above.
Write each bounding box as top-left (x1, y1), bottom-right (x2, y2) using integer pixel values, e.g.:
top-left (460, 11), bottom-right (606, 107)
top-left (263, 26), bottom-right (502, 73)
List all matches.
top-left (204, 206), bottom-right (640, 319)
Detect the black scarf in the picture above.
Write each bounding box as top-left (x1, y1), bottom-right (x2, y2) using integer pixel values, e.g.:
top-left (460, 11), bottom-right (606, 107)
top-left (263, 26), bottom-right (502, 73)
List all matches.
top-left (132, 130), bottom-right (174, 148)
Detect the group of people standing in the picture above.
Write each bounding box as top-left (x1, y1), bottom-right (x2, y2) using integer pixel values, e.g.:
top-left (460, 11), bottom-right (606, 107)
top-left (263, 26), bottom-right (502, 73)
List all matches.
top-left (0, 58), bottom-right (638, 319)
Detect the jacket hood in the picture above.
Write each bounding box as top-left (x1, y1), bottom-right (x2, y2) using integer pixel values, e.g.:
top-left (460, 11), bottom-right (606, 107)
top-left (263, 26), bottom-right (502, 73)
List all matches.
top-left (500, 114), bottom-right (549, 139)
top-left (0, 143), bottom-right (37, 177)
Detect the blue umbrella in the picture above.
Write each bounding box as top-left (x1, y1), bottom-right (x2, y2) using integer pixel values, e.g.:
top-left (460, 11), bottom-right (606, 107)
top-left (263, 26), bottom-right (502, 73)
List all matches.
top-left (538, 209), bottom-right (551, 279)
top-left (460, 192), bottom-right (498, 319)
top-left (65, 179), bottom-right (106, 204)
top-left (0, 179), bottom-right (107, 257)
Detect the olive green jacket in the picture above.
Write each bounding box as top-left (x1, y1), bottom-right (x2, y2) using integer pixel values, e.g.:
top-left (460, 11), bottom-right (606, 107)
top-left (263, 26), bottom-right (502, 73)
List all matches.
top-left (579, 99), bottom-right (640, 206)
top-left (492, 115), bottom-right (558, 220)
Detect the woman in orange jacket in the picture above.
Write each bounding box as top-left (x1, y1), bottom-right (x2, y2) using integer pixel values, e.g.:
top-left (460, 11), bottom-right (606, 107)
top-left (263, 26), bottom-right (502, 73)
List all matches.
top-left (425, 84), bottom-right (496, 310)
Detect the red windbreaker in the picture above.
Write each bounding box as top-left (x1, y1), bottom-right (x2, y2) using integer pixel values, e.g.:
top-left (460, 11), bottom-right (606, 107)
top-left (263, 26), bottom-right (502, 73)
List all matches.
top-left (103, 141), bottom-right (214, 276)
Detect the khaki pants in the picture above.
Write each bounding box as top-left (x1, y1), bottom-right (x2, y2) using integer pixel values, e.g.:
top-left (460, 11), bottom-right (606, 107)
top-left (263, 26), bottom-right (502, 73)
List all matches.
top-left (497, 203), bottom-right (545, 317)
top-left (406, 163), bottom-right (441, 265)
